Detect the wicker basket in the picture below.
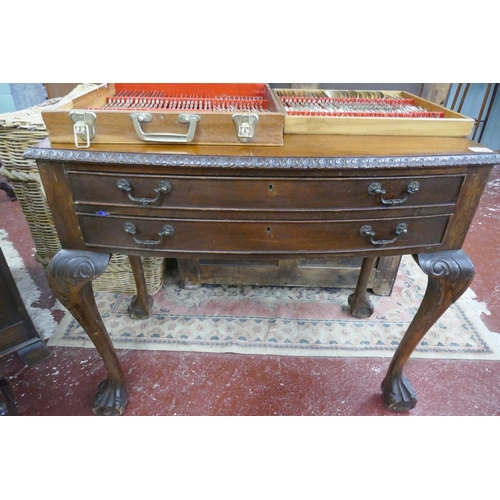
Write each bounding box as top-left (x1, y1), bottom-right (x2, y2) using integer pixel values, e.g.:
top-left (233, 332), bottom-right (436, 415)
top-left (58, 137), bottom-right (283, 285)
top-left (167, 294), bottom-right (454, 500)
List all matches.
top-left (0, 84), bottom-right (165, 294)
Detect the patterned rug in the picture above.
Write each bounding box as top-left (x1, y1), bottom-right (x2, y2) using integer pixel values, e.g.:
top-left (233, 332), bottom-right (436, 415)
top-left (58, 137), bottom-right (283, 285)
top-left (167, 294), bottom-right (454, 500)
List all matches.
top-left (48, 256), bottom-right (500, 360)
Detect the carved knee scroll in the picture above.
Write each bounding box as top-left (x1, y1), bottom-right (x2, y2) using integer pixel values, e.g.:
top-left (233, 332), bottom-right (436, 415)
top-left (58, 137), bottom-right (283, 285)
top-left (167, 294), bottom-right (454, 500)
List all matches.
top-left (416, 251), bottom-right (474, 305)
top-left (47, 250), bottom-right (111, 303)
top-left (381, 250), bottom-right (474, 412)
top-left (47, 250), bottom-right (128, 416)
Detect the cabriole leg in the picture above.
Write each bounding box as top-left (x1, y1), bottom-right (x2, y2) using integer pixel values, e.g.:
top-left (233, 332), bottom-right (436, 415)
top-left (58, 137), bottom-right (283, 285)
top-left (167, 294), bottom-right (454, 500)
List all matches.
top-left (381, 250), bottom-right (474, 412)
top-left (47, 250), bottom-right (128, 416)
top-left (348, 256), bottom-right (376, 318)
top-left (127, 255), bottom-right (153, 319)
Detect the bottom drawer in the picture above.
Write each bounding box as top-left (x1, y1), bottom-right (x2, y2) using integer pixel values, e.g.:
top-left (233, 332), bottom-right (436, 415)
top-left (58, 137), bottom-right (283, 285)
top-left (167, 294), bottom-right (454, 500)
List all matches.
top-left (79, 214), bottom-right (451, 255)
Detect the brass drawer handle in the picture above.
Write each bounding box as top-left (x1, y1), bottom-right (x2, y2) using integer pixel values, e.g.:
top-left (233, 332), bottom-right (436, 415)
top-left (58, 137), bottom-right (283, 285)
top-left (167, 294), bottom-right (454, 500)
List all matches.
top-left (360, 223), bottom-right (408, 246)
top-left (124, 222), bottom-right (174, 247)
top-left (368, 181), bottom-right (420, 206)
top-left (117, 178), bottom-right (172, 205)
top-left (131, 112), bottom-right (200, 143)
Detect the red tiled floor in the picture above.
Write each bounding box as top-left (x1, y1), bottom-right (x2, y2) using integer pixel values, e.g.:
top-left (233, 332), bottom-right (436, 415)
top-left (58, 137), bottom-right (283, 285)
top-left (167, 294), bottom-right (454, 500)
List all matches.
top-left (1, 166), bottom-right (500, 416)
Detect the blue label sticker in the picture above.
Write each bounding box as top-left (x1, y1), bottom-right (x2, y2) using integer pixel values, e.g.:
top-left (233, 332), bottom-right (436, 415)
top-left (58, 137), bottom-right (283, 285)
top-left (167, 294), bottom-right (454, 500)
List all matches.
top-left (96, 210), bottom-right (110, 217)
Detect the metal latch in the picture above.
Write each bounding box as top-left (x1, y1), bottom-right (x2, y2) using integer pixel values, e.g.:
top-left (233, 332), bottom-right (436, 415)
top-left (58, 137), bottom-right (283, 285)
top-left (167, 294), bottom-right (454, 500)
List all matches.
top-left (232, 113), bottom-right (258, 143)
top-left (69, 111), bottom-right (97, 149)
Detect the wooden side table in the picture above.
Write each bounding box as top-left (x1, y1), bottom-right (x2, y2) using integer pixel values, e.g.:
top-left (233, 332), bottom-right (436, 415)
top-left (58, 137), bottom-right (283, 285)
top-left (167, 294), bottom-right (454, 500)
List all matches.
top-left (26, 135), bottom-right (500, 415)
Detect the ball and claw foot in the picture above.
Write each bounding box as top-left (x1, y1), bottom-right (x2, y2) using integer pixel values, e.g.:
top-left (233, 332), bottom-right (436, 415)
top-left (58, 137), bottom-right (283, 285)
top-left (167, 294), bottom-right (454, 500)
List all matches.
top-left (381, 374), bottom-right (418, 413)
top-left (0, 179), bottom-right (17, 201)
top-left (127, 294), bottom-right (154, 320)
top-left (92, 379), bottom-right (128, 416)
top-left (347, 293), bottom-right (374, 319)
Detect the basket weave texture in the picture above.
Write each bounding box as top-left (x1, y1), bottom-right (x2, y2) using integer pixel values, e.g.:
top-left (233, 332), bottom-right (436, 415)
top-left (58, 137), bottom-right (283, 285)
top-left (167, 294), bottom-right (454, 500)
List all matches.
top-left (0, 84), bottom-right (165, 294)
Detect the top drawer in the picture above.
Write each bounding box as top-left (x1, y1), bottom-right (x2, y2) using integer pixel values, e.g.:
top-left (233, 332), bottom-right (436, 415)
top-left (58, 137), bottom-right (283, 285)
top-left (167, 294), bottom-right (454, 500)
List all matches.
top-left (68, 172), bottom-right (464, 214)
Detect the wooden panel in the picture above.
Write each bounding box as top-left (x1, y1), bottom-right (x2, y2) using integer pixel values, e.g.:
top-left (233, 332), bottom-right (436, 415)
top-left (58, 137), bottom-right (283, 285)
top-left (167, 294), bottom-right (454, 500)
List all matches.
top-left (37, 161), bottom-right (87, 250)
top-left (37, 133), bottom-right (488, 159)
top-left (279, 90), bottom-right (474, 137)
top-left (0, 323), bottom-right (34, 353)
top-left (68, 172), bottom-right (464, 213)
top-left (44, 110), bottom-right (284, 146)
top-left (0, 248), bottom-right (50, 363)
top-left (44, 83), bottom-right (80, 99)
top-left (283, 114), bottom-right (474, 137)
top-left (421, 84), bottom-right (451, 106)
top-left (78, 214), bottom-right (451, 255)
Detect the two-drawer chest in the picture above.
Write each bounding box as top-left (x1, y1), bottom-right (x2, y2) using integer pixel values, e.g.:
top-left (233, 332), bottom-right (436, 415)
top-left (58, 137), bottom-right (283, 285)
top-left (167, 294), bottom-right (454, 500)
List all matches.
top-left (25, 134), bottom-right (500, 415)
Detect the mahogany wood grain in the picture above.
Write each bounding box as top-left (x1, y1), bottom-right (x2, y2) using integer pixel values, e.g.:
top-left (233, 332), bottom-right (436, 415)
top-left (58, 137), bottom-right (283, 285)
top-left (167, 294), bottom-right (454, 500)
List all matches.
top-left (77, 214), bottom-right (452, 256)
top-left (126, 255), bottom-right (153, 319)
top-left (67, 172), bottom-right (464, 212)
top-left (27, 134), bottom-right (499, 415)
top-left (382, 250), bottom-right (475, 411)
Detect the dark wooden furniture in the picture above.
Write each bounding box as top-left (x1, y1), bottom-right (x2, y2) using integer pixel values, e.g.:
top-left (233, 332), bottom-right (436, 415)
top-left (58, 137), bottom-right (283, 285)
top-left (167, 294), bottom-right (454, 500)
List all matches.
top-left (0, 160), bottom-right (17, 201)
top-left (25, 135), bottom-right (499, 415)
top-left (0, 247), bottom-right (50, 365)
top-left (0, 179), bottom-right (16, 201)
top-left (0, 378), bottom-right (15, 415)
top-left (0, 246), bottom-right (51, 415)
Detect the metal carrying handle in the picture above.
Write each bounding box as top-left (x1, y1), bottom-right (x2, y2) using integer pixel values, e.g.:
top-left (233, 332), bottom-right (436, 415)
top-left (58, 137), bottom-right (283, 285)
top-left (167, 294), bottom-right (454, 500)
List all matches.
top-left (130, 113), bottom-right (200, 143)
top-left (117, 178), bottom-right (172, 205)
top-left (359, 223), bottom-right (408, 246)
top-left (124, 222), bottom-right (174, 247)
top-left (368, 181), bottom-right (420, 206)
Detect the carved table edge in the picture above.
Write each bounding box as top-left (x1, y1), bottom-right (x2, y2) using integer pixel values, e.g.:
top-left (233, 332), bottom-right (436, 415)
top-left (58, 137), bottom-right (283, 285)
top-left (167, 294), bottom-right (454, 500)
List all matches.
top-left (23, 148), bottom-right (500, 170)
